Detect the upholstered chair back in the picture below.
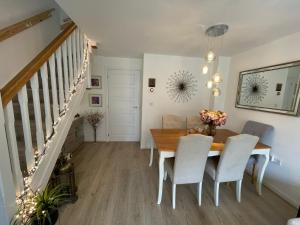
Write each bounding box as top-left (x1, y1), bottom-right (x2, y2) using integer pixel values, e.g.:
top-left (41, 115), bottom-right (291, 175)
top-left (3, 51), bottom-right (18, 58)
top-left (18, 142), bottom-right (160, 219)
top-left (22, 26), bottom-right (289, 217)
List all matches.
top-left (173, 134), bottom-right (213, 184)
top-left (162, 114), bottom-right (186, 129)
top-left (216, 134), bottom-right (259, 182)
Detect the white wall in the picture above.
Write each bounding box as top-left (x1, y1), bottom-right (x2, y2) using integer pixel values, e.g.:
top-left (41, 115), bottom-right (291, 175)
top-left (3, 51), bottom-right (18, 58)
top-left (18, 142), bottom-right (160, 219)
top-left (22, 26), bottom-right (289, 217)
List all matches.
top-left (80, 55), bottom-right (143, 142)
top-left (0, 0), bottom-right (61, 88)
top-left (224, 31), bottom-right (300, 207)
top-left (141, 53), bottom-right (231, 148)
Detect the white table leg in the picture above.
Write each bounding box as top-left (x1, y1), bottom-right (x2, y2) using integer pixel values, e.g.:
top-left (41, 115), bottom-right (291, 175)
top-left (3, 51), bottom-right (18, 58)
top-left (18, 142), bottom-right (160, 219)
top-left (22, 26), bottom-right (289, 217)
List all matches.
top-left (157, 153), bottom-right (165, 204)
top-left (149, 137), bottom-right (154, 167)
top-left (256, 153), bottom-right (270, 195)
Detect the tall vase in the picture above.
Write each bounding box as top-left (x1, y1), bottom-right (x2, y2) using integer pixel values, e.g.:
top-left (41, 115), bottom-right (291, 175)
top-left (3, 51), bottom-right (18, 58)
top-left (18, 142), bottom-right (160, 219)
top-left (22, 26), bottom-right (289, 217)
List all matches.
top-left (205, 124), bottom-right (216, 136)
top-left (93, 125), bottom-right (97, 142)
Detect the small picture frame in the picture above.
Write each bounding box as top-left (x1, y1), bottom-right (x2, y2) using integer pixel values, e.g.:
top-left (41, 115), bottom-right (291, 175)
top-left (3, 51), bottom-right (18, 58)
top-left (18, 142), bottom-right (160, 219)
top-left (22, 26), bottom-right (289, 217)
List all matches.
top-left (91, 76), bottom-right (102, 89)
top-left (89, 94), bottom-right (103, 107)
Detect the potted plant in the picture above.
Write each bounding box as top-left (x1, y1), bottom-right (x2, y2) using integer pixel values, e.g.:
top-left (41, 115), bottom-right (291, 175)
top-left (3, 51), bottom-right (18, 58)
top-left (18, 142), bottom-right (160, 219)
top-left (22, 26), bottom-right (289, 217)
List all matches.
top-left (12, 185), bottom-right (69, 225)
top-left (86, 111), bottom-right (104, 142)
top-left (200, 109), bottom-right (227, 136)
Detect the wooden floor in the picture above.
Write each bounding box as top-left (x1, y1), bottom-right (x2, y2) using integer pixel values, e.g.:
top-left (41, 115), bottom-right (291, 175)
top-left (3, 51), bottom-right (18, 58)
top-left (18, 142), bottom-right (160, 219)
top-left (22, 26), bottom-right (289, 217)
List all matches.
top-left (58, 142), bottom-right (296, 225)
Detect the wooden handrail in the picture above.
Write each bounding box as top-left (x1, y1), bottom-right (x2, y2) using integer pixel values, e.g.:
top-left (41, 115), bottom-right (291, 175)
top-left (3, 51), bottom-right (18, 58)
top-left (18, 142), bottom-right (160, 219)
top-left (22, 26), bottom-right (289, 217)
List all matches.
top-left (0, 9), bottom-right (55, 42)
top-left (1, 22), bottom-right (77, 106)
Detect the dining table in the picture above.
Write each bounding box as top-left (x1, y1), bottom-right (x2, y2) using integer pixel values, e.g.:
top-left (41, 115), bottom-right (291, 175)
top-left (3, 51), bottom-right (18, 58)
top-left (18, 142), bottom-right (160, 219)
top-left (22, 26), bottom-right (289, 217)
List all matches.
top-left (149, 128), bottom-right (271, 205)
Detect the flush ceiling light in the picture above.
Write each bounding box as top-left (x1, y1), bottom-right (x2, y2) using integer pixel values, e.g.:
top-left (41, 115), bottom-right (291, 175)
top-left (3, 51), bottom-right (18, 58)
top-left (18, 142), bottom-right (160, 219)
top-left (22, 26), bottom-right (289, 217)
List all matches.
top-left (202, 24), bottom-right (229, 97)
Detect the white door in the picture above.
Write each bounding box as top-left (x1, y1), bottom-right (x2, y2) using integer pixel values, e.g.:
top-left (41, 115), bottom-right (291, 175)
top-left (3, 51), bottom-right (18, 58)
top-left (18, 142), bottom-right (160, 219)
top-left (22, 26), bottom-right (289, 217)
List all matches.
top-left (108, 69), bottom-right (141, 141)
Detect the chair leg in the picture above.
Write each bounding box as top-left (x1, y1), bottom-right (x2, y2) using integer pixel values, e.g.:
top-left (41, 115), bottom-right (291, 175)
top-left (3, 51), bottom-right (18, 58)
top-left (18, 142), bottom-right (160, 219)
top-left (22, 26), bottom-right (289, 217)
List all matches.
top-left (251, 163), bottom-right (256, 184)
top-left (164, 170), bottom-right (167, 181)
top-left (236, 180), bottom-right (242, 202)
top-left (198, 182), bottom-right (202, 206)
top-left (214, 182), bottom-right (220, 207)
top-left (172, 184), bottom-right (176, 209)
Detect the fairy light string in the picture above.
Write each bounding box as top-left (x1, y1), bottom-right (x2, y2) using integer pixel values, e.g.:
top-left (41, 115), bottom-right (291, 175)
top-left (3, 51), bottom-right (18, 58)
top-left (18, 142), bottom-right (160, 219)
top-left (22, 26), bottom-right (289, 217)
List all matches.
top-left (14, 38), bottom-right (90, 224)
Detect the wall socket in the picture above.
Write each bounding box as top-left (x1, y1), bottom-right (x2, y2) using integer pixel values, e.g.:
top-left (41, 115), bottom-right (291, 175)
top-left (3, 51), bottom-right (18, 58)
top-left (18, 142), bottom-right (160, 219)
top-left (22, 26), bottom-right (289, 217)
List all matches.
top-left (270, 154), bottom-right (282, 166)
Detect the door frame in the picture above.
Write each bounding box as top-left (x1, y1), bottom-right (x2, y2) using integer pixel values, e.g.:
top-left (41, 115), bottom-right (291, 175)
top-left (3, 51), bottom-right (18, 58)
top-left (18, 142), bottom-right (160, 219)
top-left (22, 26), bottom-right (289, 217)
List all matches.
top-left (106, 67), bottom-right (142, 142)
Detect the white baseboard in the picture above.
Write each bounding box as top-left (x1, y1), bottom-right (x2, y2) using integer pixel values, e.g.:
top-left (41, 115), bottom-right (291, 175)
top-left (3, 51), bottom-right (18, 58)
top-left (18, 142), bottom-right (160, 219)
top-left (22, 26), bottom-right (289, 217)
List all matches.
top-left (263, 179), bottom-right (298, 209)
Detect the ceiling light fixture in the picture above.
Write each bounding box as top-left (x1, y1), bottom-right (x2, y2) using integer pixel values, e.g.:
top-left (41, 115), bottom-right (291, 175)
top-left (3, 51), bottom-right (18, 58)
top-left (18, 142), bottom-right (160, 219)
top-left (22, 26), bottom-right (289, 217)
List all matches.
top-left (202, 24), bottom-right (229, 97)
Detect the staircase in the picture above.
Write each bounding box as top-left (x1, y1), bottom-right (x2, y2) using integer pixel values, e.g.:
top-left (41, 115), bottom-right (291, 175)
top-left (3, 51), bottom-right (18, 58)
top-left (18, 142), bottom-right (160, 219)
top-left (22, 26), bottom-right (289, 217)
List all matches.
top-left (0, 22), bottom-right (91, 224)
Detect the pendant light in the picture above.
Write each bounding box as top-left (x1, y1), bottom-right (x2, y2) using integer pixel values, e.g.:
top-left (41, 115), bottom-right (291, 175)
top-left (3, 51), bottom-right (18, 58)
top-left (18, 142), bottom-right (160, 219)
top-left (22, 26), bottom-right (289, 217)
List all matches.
top-left (202, 24), bottom-right (229, 97)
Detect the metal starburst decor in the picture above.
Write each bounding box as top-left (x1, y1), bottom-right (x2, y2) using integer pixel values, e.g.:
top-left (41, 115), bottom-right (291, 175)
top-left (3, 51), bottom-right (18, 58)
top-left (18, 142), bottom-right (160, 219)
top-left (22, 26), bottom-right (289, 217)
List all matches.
top-left (241, 74), bottom-right (268, 104)
top-left (166, 70), bottom-right (198, 103)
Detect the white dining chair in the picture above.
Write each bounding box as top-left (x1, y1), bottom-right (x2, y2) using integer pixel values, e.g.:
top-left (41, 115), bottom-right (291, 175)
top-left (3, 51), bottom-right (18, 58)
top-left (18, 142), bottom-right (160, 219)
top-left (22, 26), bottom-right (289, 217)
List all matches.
top-left (205, 134), bottom-right (259, 206)
top-left (162, 114), bottom-right (186, 129)
top-left (242, 120), bottom-right (274, 182)
top-left (164, 134), bottom-right (213, 209)
top-left (288, 218), bottom-right (300, 225)
top-left (186, 115), bottom-right (204, 129)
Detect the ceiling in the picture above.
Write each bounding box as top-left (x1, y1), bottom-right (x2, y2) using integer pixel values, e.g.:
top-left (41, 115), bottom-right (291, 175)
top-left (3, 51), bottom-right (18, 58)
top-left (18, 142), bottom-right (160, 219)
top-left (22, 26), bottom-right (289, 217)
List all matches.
top-left (55, 0), bottom-right (300, 58)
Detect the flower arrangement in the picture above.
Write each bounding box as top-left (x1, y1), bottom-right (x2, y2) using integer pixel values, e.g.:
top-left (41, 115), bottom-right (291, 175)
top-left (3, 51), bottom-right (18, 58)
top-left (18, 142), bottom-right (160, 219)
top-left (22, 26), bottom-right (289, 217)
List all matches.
top-left (86, 111), bottom-right (104, 142)
top-left (200, 109), bottom-right (227, 136)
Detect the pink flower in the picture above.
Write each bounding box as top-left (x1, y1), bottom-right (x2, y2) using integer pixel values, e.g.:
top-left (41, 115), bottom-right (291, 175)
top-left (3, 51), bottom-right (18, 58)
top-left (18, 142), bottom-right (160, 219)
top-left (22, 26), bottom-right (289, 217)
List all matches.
top-left (199, 109), bottom-right (227, 127)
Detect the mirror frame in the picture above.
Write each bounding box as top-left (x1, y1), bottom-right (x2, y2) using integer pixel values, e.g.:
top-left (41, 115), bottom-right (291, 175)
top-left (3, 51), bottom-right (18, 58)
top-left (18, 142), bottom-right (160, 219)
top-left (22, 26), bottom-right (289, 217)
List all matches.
top-left (235, 60), bottom-right (300, 116)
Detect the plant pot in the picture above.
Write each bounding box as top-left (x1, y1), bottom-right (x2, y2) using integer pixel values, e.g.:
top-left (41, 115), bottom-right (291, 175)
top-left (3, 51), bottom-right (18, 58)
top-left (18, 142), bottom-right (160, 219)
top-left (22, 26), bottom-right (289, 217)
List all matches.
top-left (32, 209), bottom-right (59, 225)
top-left (204, 124), bottom-right (216, 136)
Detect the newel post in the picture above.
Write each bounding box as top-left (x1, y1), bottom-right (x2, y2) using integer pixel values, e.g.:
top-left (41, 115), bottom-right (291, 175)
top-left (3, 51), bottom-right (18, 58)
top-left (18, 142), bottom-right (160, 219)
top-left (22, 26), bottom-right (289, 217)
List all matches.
top-left (0, 95), bottom-right (17, 225)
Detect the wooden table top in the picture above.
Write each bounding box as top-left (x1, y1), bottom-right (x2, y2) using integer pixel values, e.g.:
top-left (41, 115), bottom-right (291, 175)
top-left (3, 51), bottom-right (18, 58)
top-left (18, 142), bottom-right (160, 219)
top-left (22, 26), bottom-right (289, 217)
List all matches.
top-left (150, 129), bottom-right (270, 152)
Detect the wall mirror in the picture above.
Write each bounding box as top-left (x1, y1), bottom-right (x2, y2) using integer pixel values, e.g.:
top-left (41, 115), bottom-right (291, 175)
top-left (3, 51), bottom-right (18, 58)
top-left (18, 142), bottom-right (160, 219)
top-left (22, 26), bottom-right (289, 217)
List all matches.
top-left (236, 61), bottom-right (300, 116)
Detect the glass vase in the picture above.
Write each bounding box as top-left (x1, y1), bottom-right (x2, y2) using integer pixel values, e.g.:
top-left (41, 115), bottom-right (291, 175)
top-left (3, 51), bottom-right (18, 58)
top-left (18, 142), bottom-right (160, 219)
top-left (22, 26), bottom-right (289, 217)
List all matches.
top-left (205, 124), bottom-right (216, 136)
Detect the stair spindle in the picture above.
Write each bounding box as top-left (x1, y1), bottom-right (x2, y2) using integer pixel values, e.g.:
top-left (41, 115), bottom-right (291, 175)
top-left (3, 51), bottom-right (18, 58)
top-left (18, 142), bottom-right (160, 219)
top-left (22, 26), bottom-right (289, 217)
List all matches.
top-left (55, 47), bottom-right (65, 112)
top-left (72, 31), bottom-right (78, 84)
top-left (40, 63), bottom-right (53, 139)
top-left (67, 36), bottom-right (74, 90)
top-left (49, 54), bottom-right (59, 122)
top-left (17, 86), bottom-right (34, 171)
top-left (62, 40), bottom-right (70, 101)
top-left (4, 101), bottom-right (24, 194)
top-left (30, 73), bottom-right (45, 155)
top-left (76, 29), bottom-right (81, 79)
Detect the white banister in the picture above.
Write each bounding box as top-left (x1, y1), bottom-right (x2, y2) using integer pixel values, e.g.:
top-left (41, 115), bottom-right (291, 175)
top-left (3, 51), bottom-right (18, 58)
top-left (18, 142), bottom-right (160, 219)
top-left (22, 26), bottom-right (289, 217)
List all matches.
top-left (30, 74), bottom-right (45, 155)
top-left (0, 24), bottom-right (90, 224)
top-left (49, 55), bottom-right (59, 123)
top-left (18, 86), bottom-right (34, 171)
top-left (62, 40), bottom-right (70, 101)
top-left (41, 63), bottom-right (53, 139)
top-left (55, 47), bottom-right (65, 112)
top-left (3, 102), bottom-right (24, 194)
top-left (0, 95), bottom-right (17, 225)
top-left (72, 31), bottom-right (78, 81)
top-left (67, 36), bottom-right (74, 90)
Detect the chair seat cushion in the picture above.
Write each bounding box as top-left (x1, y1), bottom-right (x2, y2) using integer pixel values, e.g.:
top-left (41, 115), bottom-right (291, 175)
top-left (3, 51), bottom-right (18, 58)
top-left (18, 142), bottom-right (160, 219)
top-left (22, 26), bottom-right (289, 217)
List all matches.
top-left (205, 157), bottom-right (219, 180)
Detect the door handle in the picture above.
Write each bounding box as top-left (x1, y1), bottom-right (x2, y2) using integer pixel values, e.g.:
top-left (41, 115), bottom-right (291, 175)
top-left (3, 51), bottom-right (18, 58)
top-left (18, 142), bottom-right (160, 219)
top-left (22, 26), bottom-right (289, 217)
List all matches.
top-left (132, 106), bottom-right (139, 109)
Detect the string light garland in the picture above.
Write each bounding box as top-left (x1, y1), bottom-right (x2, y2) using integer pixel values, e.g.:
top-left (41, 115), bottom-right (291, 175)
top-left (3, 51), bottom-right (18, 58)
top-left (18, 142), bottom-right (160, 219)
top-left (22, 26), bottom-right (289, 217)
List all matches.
top-left (13, 38), bottom-right (91, 225)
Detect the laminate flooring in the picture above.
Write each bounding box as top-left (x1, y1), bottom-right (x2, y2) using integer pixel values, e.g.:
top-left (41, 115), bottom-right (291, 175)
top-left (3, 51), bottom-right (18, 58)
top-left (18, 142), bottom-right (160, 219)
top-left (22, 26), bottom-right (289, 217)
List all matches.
top-left (57, 142), bottom-right (296, 225)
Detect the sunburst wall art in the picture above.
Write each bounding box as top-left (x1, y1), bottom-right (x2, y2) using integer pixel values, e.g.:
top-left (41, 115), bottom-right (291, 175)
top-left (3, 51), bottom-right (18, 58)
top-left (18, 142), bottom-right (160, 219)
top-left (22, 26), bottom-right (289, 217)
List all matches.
top-left (241, 73), bottom-right (269, 104)
top-left (166, 70), bottom-right (198, 103)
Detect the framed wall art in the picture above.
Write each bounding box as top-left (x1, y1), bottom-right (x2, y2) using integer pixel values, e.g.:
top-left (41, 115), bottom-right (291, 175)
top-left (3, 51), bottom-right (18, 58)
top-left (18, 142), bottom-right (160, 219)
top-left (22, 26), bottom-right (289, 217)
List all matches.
top-left (89, 94), bottom-right (103, 107)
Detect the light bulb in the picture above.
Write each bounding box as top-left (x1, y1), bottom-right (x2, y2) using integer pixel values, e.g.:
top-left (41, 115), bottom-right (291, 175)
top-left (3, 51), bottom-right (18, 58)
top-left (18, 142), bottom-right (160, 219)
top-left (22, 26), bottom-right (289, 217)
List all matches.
top-left (212, 87), bottom-right (221, 96)
top-left (202, 65), bottom-right (208, 74)
top-left (213, 73), bottom-right (222, 83)
top-left (207, 50), bottom-right (215, 62)
top-left (206, 80), bottom-right (213, 89)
